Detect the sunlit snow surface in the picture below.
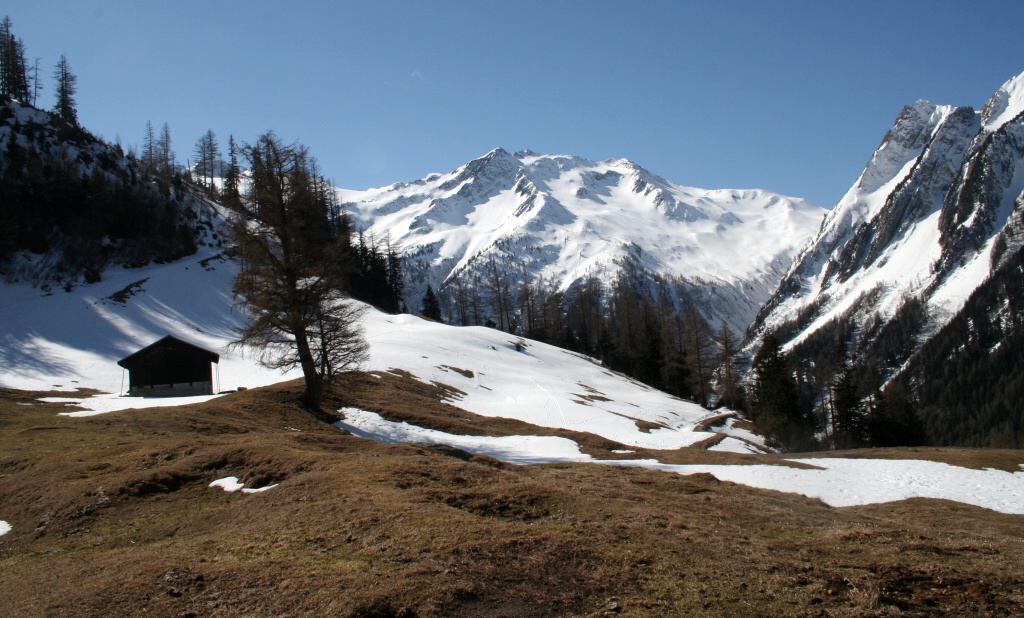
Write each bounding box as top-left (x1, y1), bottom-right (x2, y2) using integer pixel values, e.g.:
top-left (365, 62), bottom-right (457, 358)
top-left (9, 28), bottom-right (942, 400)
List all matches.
top-left (43, 393), bottom-right (223, 418)
top-left (209, 476), bottom-right (278, 494)
top-left (337, 408), bottom-right (591, 465)
top-left (336, 409), bottom-right (1024, 515)
top-left (361, 311), bottom-right (711, 450)
top-left (2, 246), bottom-right (1023, 514)
top-left (341, 150), bottom-right (827, 336)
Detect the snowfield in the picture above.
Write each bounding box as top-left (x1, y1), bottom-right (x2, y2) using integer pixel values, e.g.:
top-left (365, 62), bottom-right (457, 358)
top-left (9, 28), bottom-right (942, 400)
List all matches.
top-left (336, 409), bottom-right (1024, 515)
top-left (2, 243), bottom-right (1023, 514)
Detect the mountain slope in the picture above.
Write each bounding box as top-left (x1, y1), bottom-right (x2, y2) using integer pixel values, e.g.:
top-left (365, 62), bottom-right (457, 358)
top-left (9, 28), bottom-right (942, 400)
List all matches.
top-left (0, 97), bottom-right (215, 287)
top-left (747, 70), bottom-right (1024, 445)
top-left (5, 240), bottom-right (1024, 515)
top-left (340, 149), bottom-right (825, 335)
top-left (0, 241), bottom-right (728, 452)
top-left (752, 71), bottom-right (1024, 348)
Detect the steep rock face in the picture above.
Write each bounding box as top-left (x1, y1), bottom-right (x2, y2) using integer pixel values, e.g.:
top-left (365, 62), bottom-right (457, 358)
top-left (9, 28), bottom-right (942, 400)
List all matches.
top-left (340, 150), bottom-right (825, 335)
top-left (936, 114), bottom-right (1024, 277)
top-left (749, 71), bottom-right (1024, 379)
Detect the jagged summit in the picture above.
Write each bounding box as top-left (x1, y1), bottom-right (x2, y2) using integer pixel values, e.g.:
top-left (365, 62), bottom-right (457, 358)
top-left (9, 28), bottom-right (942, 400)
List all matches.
top-left (339, 149), bottom-right (825, 335)
top-left (749, 69), bottom-right (1024, 370)
top-left (981, 70), bottom-right (1024, 132)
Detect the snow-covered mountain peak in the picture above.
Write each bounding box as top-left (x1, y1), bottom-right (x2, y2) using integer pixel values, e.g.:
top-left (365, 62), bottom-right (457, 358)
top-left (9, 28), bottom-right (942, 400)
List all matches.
top-left (803, 100), bottom-right (966, 249)
top-left (440, 147), bottom-right (521, 191)
top-left (340, 149), bottom-right (825, 335)
top-left (981, 70), bottom-right (1024, 132)
top-left (750, 69), bottom-right (1024, 392)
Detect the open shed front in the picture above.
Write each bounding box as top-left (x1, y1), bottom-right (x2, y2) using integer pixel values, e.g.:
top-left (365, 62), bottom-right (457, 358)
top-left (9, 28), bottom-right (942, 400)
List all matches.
top-left (117, 335), bottom-right (220, 397)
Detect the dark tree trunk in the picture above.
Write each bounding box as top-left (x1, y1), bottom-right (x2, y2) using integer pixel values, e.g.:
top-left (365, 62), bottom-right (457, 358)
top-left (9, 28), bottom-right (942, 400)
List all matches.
top-left (294, 329), bottom-right (323, 411)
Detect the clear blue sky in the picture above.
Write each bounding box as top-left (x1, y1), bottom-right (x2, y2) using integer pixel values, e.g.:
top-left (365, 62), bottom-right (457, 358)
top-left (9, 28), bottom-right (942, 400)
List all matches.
top-left (5, 1), bottom-right (1024, 206)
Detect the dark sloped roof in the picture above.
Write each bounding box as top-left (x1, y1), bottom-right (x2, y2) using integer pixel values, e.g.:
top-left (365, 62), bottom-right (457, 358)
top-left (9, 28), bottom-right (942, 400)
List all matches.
top-left (117, 335), bottom-right (220, 369)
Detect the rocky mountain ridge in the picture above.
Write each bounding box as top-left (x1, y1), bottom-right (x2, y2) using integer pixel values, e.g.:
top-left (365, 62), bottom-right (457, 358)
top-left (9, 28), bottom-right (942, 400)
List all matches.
top-left (340, 148), bottom-right (826, 335)
top-left (743, 70), bottom-right (1024, 446)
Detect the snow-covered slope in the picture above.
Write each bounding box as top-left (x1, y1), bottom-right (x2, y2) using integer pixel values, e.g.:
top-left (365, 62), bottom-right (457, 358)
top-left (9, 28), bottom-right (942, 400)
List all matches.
top-left (4, 244), bottom-right (1023, 513)
top-left (750, 70), bottom-right (1024, 360)
top-left (340, 149), bottom-right (825, 335)
top-left (0, 242), bottom-right (720, 450)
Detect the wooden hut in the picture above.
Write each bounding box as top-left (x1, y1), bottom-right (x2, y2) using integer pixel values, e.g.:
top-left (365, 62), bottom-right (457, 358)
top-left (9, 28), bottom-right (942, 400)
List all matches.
top-left (117, 335), bottom-right (220, 397)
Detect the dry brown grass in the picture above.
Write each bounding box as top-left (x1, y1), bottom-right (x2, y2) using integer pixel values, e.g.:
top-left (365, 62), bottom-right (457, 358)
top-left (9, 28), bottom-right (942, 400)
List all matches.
top-left (1, 379), bottom-right (1023, 617)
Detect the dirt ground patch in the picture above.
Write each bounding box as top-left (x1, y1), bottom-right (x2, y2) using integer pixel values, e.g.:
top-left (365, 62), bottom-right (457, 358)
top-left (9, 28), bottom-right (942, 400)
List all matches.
top-left (1, 379), bottom-right (1022, 616)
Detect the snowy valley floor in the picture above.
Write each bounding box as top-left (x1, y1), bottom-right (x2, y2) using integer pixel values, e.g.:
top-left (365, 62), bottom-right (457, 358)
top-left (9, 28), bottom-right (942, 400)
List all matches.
top-left (2, 379), bottom-right (1023, 616)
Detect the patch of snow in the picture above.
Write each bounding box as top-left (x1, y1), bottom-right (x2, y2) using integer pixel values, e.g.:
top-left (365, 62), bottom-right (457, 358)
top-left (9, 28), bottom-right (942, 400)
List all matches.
top-left (608, 458), bottom-right (1024, 515)
top-left (242, 484), bottom-right (278, 494)
top-left (44, 393), bottom-right (225, 417)
top-left (209, 476), bottom-right (278, 494)
top-left (335, 408), bottom-right (592, 464)
top-left (709, 417), bottom-right (768, 449)
top-left (707, 437), bottom-right (765, 454)
top-left (337, 407), bottom-right (1024, 514)
top-left (209, 477), bottom-right (245, 492)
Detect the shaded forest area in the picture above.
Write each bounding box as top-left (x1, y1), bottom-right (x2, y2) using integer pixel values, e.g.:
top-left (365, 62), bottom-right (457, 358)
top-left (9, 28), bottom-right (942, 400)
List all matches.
top-left (755, 232), bottom-right (1024, 452)
top-left (0, 17), bottom-right (203, 285)
top-left (426, 253), bottom-right (743, 413)
top-left (0, 98), bottom-right (205, 284)
top-left (896, 241), bottom-right (1024, 448)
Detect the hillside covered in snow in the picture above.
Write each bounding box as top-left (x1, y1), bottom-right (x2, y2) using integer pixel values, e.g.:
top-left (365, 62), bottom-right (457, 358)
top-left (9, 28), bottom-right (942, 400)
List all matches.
top-left (3, 240), bottom-right (1023, 514)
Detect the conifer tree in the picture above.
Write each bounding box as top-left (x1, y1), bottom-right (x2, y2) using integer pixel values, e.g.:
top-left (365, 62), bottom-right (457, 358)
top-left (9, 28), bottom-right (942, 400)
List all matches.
top-left (751, 332), bottom-right (814, 451)
top-left (29, 56), bottom-right (40, 106)
top-left (193, 129), bottom-right (220, 196)
top-left (142, 121), bottom-right (156, 170)
top-left (831, 368), bottom-right (866, 449)
top-left (684, 308), bottom-right (715, 406)
top-left (386, 239), bottom-right (404, 312)
top-left (869, 383), bottom-right (925, 447)
top-left (222, 134), bottom-right (242, 208)
top-left (421, 284), bottom-right (442, 322)
top-left (52, 53), bottom-right (78, 126)
top-left (157, 123), bottom-right (175, 177)
top-left (713, 322), bottom-right (744, 410)
top-left (0, 17), bottom-right (30, 101)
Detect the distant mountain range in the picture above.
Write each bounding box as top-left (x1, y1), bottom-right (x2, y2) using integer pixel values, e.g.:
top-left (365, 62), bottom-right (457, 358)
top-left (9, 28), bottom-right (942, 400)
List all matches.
top-left (340, 148), bottom-right (826, 336)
